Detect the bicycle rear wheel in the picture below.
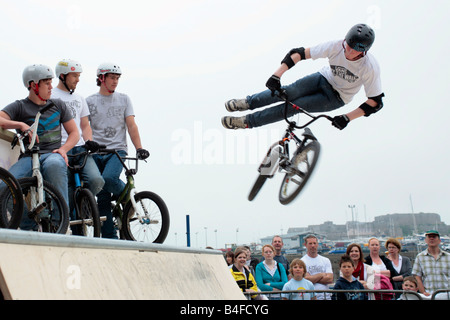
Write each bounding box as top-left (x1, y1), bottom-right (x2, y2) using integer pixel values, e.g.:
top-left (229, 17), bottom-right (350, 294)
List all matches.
top-left (122, 191), bottom-right (170, 243)
top-left (71, 188), bottom-right (101, 237)
top-left (13, 177), bottom-right (69, 233)
top-left (279, 140), bottom-right (320, 205)
top-left (0, 167), bottom-right (24, 228)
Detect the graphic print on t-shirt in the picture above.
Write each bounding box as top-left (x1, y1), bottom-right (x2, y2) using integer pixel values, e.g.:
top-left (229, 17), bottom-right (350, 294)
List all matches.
top-left (29, 111), bottom-right (61, 145)
top-left (330, 65), bottom-right (359, 83)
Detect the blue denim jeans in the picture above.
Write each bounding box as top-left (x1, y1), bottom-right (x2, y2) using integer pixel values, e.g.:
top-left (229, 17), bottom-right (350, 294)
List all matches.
top-left (245, 73), bottom-right (345, 128)
top-left (8, 153), bottom-right (69, 205)
top-left (67, 146), bottom-right (105, 219)
top-left (92, 150), bottom-right (127, 239)
top-left (8, 153), bottom-right (69, 230)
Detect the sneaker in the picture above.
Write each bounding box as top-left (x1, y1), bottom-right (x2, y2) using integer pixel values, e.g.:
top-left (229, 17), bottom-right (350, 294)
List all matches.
top-left (225, 99), bottom-right (249, 112)
top-left (221, 116), bottom-right (248, 129)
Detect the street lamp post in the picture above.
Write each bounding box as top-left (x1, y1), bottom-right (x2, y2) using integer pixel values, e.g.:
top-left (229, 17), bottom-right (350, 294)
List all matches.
top-left (348, 205), bottom-right (355, 238)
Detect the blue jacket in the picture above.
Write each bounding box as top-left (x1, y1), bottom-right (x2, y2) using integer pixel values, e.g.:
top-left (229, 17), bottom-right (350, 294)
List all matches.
top-left (255, 261), bottom-right (288, 291)
top-left (332, 276), bottom-right (368, 300)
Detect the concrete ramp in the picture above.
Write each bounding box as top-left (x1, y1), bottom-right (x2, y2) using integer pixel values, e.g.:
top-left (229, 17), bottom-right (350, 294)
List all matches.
top-left (0, 229), bottom-right (244, 300)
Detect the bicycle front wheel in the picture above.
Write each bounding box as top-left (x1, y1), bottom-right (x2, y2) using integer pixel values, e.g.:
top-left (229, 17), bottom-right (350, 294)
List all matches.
top-left (72, 188), bottom-right (101, 237)
top-left (15, 177), bottom-right (70, 233)
top-left (248, 175), bottom-right (268, 201)
top-left (0, 167), bottom-right (24, 229)
top-left (122, 191), bottom-right (170, 243)
top-left (279, 140), bottom-right (320, 205)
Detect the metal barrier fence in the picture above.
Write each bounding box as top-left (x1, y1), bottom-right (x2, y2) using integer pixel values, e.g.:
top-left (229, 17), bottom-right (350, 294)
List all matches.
top-left (244, 289), bottom-right (450, 300)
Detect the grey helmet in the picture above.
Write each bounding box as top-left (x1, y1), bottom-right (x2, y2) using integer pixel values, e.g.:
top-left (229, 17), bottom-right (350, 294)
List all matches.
top-left (55, 59), bottom-right (83, 77)
top-left (22, 64), bottom-right (54, 89)
top-left (55, 59), bottom-right (82, 94)
top-left (345, 24), bottom-right (375, 52)
top-left (97, 62), bottom-right (122, 77)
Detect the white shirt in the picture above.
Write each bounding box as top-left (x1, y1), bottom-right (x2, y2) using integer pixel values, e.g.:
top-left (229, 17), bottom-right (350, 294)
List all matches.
top-left (51, 87), bottom-right (89, 146)
top-left (301, 254), bottom-right (333, 300)
top-left (309, 40), bottom-right (383, 104)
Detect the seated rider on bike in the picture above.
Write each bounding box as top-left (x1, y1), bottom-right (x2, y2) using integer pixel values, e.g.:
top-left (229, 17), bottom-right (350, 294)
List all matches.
top-left (0, 64), bottom-right (79, 208)
top-left (52, 59), bottom-right (105, 220)
top-left (222, 24), bottom-right (384, 130)
top-left (86, 62), bottom-right (149, 239)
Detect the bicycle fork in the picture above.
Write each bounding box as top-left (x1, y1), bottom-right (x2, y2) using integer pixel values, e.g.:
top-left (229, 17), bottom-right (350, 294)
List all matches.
top-left (28, 153), bottom-right (47, 219)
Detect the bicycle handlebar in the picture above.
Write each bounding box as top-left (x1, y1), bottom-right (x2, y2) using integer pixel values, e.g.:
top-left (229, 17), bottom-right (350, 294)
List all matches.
top-left (67, 144), bottom-right (107, 171)
top-left (277, 92), bottom-right (333, 129)
top-left (96, 147), bottom-right (146, 176)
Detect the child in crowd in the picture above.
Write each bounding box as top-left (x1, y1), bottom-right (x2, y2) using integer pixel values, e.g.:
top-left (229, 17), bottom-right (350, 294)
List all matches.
top-left (282, 259), bottom-right (316, 300)
top-left (332, 255), bottom-right (368, 300)
top-left (397, 276), bottom-right (425, 300)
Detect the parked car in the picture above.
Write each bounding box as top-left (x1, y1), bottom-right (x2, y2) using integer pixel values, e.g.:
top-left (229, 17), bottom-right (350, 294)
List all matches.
top-left (328, 247), bottom-right (347, 254)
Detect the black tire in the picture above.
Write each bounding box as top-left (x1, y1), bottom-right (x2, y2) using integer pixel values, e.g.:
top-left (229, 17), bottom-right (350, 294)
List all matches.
top-left (122, 191), bottom-right (170, 243)
top-left (0, 168), bottom-right (24, 228)
top-left (72, 188), bottom-right (101, 237)
top-left (14, 177), bottom-right (69, 233)
top-left (248, 175), bottom-right (268, 201)
top-left (279, 140), bottom-right (320, 205)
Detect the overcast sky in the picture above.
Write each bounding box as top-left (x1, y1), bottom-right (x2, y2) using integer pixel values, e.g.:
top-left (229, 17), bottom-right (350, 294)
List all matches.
top-left (1, 0), bottom-right (449, 248)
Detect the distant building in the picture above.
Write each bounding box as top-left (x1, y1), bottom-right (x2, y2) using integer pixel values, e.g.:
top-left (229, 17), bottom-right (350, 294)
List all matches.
top-left (259, 213), bottom-right (450, 245)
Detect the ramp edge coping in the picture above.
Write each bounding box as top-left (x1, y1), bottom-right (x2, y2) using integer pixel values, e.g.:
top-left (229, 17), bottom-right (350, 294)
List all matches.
top-left (0, 229), bottom-right (221, 255)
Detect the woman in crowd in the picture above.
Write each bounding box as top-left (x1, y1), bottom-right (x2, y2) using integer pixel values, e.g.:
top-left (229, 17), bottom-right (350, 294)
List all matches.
top-left (230, 247), bottom-right (258, 299)
top-left (365, 238), bottom-right (396, 280)
top-left (255, 244), bottom-right (288, 299)
top-left (225, 250), bottom-right (234, 266)
top-left (345, 243), bottom-right (375, 290)
top-left (385, 238), bottom-right (412, 291)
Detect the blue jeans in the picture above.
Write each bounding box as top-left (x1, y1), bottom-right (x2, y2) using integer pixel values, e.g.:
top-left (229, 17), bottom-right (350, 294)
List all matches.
top-left (8, 153), bottom-right (69, 205)
top-left (92, 150), bottom-right (127, 239)
top-left (67, 146), bottom-right (105, 219)
top-left (245, 73), bottom-right (345, 128)
top-left (8, 153), bottom-right (69, 230)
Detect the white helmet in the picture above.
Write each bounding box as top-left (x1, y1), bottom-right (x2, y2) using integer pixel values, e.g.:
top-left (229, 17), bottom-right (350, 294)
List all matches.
top-left (22, 64), bottom-right (54, 89)
top-left (55, 59), bottom-right (83, 77)
top-left (97, 62), bottom-right (122, 77)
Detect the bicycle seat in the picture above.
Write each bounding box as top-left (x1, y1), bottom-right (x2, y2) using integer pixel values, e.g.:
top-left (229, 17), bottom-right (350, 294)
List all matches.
top-left (302, 127), bottom-right (317, 141)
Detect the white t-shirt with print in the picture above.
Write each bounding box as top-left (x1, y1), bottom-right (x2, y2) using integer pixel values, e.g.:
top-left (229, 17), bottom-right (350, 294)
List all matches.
top-left (309, 40), bottom-right (383, 104)
top-left (51, 87), bottom-right (90, 146)
top-left (301, 254), bottom-right (333, 300)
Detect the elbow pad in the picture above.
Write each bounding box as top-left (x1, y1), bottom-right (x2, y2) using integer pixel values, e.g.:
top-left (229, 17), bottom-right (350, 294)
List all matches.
top-left (360, 93), bottom-right (385, 117)
top-left (281, 47), bottom-right (306, 69)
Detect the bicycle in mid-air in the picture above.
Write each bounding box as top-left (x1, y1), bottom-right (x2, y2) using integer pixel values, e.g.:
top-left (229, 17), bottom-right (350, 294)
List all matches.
top-left (67, 148), bottom-right (102, 237)
top-left (97, 148), bottom-right (170, 243)
top-left (1, 103), bottom-right (69, 233)
top-left (248, 94), bottom-right (332, 205)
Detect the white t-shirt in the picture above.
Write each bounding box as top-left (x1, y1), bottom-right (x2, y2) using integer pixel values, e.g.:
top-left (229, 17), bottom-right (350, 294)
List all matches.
top-left (51, 87), bottom-right (90, 146)
top-left (282, 278), bottom-right (316, 300)
top-left (301, 254), bottom-right (333, 300)
top-left (309, 40), bottom-right (383, 104)
top-left (86, 92), bottom-right (135, 152)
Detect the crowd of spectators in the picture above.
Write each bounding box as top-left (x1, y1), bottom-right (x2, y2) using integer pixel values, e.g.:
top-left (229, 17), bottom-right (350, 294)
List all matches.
top-left (226, 231), bottom-right (450, 300)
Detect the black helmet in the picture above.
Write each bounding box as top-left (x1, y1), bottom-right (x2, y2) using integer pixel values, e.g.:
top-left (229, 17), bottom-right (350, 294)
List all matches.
top-left (345, 24), bottom-right (375, 52)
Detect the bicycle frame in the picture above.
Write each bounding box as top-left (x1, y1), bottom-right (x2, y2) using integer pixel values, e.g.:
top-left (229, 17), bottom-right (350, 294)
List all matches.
top-left (259, 118), bottom-right (313, 177)
top-left (99, 149), bottom-right (147, 226)
top-left (14, 103), bottom-right (54, 217)
top-left (249, 94), bottom-right (333, 204)
top-left (67, 150), bottom-right (104, 227)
